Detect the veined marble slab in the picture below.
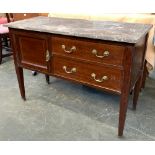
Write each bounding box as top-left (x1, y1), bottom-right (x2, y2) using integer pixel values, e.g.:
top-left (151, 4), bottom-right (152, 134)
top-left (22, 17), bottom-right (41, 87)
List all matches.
top-left (5, 16), bottom-right (152, 44)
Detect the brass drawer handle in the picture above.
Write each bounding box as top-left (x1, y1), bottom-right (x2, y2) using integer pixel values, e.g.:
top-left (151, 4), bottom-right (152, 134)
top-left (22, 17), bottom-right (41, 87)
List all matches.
top-left (46, 50), bottom-right (51, 62)
top-left (61, 45), bottom-right (76, 53)
top-left (92, 49), bottom-right (109, 58)
top-left (91, 73), bottom-right (108, 82)
top-left (63, 66), bottom-right (77, 74)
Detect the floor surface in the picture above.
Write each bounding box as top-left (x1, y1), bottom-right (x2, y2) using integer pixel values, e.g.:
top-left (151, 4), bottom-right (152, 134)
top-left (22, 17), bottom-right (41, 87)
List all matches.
top-left (0, 56), bottom-right (155, 140)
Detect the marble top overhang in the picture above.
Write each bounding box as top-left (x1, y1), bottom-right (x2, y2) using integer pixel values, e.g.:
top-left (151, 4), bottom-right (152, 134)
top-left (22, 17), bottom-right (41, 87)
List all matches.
top-left (5, 16), bottom-right (152, 44)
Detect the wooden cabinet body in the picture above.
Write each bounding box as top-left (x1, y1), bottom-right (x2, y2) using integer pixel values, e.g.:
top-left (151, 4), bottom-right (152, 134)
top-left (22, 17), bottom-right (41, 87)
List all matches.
top-left (9, 25), bottom-right (148, 136)
top-left (12, 29), bottom-right (146, 92)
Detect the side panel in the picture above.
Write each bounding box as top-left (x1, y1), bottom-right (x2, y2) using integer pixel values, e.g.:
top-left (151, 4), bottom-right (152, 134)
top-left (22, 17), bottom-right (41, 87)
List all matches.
top-left (130, 35), bottom-right (148, 90)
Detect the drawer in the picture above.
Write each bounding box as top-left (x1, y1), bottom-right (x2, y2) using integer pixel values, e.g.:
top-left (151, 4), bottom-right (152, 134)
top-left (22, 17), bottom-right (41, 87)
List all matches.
top-left (53, 56), bottom-right (122, 93)
top-left (52, 36), bottom-right (125, 66)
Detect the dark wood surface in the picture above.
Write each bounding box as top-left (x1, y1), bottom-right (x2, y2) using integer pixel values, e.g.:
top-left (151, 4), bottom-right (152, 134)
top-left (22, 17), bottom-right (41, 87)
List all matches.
top-left (9, 28), bottom-right (148, 136)
top-left (13, 13), bottom-right (40, 21)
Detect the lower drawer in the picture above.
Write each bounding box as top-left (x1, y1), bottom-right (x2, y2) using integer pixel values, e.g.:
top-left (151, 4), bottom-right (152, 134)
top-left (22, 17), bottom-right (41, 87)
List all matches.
top-left (53, 56), bottom-right (123, 93)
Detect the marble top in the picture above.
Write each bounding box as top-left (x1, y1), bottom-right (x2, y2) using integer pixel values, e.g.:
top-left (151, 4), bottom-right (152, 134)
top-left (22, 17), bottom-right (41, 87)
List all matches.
top-left (5, 16), bottom-right (152, 44)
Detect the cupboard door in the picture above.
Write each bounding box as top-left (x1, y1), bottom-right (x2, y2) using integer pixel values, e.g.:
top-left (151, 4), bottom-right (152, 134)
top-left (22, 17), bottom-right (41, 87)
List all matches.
top-left (15, 31), bottom-right (49, 72)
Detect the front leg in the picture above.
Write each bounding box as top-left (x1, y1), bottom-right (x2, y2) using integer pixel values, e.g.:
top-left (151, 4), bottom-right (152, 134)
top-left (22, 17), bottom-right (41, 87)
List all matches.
top-left (45, 74), bottom-right (50, 84)
top-left (15, 65), bottom-right (26, 100)
top-left (118, 89), bottom-right (130, 136)
top-left (118, 47), bottom-right (132, 136)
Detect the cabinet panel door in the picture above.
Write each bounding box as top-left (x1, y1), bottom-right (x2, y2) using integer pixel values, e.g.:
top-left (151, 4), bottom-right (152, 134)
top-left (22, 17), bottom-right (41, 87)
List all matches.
top-left (15, 31), bottom-right (49, 72)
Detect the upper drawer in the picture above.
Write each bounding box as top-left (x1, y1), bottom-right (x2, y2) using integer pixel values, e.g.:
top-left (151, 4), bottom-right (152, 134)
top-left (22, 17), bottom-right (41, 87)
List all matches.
top-left (52, 36), bottom-right (125, 66)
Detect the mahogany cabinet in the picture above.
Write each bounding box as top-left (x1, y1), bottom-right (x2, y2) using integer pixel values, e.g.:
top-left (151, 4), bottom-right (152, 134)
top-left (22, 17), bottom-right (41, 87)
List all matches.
top-left (7, 17), bottom-right (152, 136)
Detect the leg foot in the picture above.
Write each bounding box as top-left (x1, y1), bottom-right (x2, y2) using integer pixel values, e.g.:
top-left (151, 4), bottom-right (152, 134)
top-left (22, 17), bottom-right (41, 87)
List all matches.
top-left (45, 74), bottom-right (50, 84)
top-left (22, 96), bottom-right (26, 101)
top-left (118, 93), bottom-right (129, 136)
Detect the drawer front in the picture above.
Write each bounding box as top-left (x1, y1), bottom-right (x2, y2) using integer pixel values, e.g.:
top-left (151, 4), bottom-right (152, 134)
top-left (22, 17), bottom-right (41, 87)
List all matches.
top-left (52, 36), bottom-right (125, 66)
top-left (53, 56), bottom-right (122, 93)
